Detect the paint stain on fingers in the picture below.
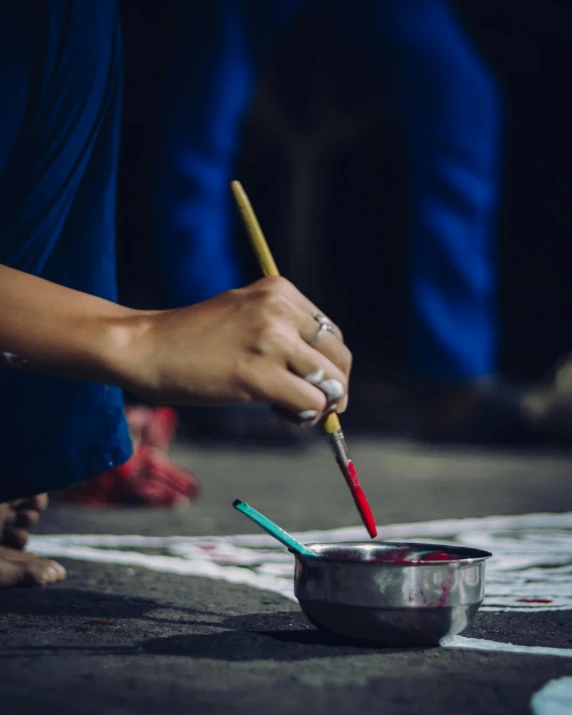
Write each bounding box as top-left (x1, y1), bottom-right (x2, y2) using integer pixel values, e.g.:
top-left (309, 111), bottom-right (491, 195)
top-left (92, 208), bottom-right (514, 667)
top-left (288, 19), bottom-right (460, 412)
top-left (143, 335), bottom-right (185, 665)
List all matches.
top-left (303, 370), bottom-right (344, 404)
top-left (304, 369), bottom-right (325, 385)
top-left (297, 409), bottom-right (319, 426)
top-left (318, 379), bottom-right (344, 403)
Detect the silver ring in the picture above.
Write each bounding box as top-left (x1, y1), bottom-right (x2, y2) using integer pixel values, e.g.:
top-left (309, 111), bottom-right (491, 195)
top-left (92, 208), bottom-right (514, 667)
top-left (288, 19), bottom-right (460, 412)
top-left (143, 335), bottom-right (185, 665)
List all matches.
top-left (311, 312), bottom-right (337, 344)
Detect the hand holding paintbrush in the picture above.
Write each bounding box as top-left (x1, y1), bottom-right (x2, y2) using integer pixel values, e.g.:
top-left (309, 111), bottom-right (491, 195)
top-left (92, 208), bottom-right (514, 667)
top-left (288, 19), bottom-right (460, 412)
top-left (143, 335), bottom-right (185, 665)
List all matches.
top-left (230, 180), bottom-right (377, 538)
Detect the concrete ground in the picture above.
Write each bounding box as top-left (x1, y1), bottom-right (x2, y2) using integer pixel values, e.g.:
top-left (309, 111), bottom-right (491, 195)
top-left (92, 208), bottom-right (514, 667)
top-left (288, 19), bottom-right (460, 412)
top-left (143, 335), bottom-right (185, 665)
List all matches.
top-left (2, 436), bottom-right (572, 715)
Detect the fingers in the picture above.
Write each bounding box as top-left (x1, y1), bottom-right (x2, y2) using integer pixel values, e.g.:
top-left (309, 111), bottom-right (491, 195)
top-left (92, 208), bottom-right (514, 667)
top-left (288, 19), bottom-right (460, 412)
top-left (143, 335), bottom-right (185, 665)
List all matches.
top-left (261, 277), bottom-right (331, 321)
top-left (241, 360), bottom-right (329, 419)
top-left (240, 340), bottom-right (347, 425)
top-left (250, 278), bottom-right (351, 376)
top-left (266, 278), bottom-right (344, 336)
top-left (293, 311), bottom-right (352, 412)
top-left (254, 277), bottom-right (343, 338)
top-left (244, 277), bottom-right (352, 417)
top-left (287, 341), bottom-right (347, 411)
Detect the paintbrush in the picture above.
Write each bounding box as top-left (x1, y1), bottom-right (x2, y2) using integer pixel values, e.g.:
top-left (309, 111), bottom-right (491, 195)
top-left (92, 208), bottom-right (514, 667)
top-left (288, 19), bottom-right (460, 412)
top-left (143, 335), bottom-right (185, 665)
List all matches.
top-left (230, 180), bottom-right (377, 539)
top-left (233, 499), bottom-right (317, 557)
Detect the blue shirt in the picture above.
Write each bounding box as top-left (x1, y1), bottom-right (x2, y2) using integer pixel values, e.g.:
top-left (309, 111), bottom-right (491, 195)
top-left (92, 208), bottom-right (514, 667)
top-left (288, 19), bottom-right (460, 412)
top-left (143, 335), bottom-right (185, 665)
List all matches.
top-left (0, 0), bottom-right (131, 499)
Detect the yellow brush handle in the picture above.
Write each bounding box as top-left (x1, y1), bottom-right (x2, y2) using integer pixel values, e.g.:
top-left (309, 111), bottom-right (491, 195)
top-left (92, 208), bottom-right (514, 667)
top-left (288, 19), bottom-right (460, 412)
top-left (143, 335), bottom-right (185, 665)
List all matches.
top-left (323, 412), bottom-right (341, 434)
top-left (230, 181), bottom-right (280, 278)
top-left (231, 180), bottom-right (344, 437)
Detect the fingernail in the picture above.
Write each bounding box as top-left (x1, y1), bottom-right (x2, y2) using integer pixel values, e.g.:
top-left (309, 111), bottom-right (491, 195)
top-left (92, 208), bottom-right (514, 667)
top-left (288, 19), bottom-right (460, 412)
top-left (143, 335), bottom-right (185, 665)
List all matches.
top-left (304, 369), bottom-right (325, 385)
top-left (297, 409), bottom-right (319, 425)
top-left (319, 379), bottom-right (344, 402)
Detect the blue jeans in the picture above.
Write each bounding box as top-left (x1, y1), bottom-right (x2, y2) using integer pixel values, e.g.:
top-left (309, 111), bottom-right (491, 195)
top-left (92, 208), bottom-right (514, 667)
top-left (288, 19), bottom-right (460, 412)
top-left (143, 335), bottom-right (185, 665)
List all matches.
top-left (153, 0), bottom-right (501, 383)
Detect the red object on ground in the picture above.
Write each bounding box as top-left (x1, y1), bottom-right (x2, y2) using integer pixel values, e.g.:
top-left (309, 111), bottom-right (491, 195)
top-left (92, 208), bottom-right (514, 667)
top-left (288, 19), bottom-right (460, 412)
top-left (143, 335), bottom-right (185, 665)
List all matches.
top-left (59, 445), bottom-right (200, 507)
top-left (337, 458), bottom-right (377, 538)
top-left (124, 405), bottom-right (177, 451)
top-left (59, 407), bottom-right (200, 507)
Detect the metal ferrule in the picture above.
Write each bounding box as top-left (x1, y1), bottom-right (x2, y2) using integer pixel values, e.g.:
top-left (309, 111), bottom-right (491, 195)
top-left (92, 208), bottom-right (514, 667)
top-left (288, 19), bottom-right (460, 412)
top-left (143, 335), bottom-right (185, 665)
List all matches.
top-left (326, 429), bottom-right (350, 467)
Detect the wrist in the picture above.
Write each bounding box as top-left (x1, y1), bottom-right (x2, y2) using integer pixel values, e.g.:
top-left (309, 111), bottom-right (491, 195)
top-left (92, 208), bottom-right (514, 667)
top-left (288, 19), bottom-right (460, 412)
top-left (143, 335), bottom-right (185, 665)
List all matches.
top-left (95, 309), bottom-right (158, 393)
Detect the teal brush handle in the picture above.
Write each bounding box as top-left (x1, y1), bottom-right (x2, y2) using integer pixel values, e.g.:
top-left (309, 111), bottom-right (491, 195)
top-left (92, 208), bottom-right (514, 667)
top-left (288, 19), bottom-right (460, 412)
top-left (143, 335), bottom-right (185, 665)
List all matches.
top-left (233, 499), bottom-right (316, 558)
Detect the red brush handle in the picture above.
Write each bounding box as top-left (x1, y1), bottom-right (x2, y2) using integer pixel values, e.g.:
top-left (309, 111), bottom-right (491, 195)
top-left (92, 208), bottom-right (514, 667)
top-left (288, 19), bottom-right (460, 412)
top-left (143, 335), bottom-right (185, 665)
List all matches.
top-left (336, 458), bottom-right (377, 538)
top-left (351, 484), bottom-right (377, 539)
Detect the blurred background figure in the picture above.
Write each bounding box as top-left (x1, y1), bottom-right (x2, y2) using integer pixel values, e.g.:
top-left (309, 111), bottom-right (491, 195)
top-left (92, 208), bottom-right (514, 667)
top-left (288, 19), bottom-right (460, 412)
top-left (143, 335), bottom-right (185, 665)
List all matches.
top-left (141, 0), bottom-right (506, 442)
top-left (78, 0), bottom-right (572, 511)
top-left (59, 405), bottom-right (201, 507)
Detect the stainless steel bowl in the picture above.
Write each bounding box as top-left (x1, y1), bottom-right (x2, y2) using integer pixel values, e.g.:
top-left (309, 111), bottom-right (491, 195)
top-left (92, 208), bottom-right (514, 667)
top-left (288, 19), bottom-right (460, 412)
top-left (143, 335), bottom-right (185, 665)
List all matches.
top-left (294, 541), bottom-right (492, 647)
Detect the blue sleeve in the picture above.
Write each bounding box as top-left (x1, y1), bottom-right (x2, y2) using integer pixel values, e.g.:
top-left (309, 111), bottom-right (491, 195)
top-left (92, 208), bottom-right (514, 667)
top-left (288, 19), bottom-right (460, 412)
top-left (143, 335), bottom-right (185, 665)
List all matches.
top-left (0, 5), bottom-right (29, 175)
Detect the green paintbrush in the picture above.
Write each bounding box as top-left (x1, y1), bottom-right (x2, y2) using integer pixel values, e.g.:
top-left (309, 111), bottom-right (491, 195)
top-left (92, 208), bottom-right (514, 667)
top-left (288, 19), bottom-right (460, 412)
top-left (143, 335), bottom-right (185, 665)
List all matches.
top-left (232, 499), bottom-right (317, 557)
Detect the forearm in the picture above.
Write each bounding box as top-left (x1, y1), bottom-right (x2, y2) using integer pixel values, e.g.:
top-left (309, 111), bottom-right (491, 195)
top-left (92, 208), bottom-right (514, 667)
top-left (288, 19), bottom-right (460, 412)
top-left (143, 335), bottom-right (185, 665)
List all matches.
top-left (0, 264), bottom-right (143, 386)
top-left (0, 269), bottom-right (353, 417)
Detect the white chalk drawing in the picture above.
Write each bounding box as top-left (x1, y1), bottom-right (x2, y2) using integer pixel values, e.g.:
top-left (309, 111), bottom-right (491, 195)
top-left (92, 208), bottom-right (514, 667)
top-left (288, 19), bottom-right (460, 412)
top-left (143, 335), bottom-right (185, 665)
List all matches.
top-left (531, 677), bottom-right (572, 715)
top-left (446, 637), bottom-right (572, 660)
top-left (29, 511), bottom-right (572, 613)
top-left (27, 512), bottom-right (572, 660)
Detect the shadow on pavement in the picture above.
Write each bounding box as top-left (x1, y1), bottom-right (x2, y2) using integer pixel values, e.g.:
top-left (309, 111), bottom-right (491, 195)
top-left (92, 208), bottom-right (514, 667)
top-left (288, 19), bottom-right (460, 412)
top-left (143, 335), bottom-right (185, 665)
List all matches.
top-left (0, 587), bottom-right (217, 624)
top-left (140, 611), bottom-right (425, 661)
top-left (0, 590), bottom-right (430, 661)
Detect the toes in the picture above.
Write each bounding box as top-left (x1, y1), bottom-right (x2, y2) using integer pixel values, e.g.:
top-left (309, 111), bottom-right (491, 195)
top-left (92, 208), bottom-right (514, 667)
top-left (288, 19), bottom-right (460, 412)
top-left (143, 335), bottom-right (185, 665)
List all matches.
top-left (3, 492), bottom-right (48, 534)
top-left (2, 527), bottom-right (29, 549)
top-left (46, 559), bottom-right (66, 583)
top-left (26, 558), bottom-right (66, 586)
top-left (17, 509), bottom-right (40, 528)
top-left (6, 509), bottom-right (40, 529)
top-left (0, 503), bottom-right (10, 528)
top-left (32, 493), bottom-right (49, 511)
top-left (52, 561), bottom-right (67, 580)
top-left (25, 565), bottom-right (50, 586)
top-left (0, 547), bottom-right (64, 588)
top-left (10, 493), bottom-right (49, 511)
top-left (0, 561), bottom-right (25, 588)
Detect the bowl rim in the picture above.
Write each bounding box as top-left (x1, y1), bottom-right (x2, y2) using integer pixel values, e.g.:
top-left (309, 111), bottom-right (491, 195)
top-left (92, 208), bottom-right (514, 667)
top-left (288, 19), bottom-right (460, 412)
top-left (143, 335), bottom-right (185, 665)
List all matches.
top-left (292, 540), bottom-right (492, 565)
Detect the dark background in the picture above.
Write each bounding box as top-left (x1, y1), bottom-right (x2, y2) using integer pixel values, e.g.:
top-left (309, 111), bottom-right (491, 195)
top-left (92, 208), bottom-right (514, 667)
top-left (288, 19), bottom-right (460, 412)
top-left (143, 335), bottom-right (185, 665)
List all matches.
top-left (117, 0), bottom-right (572, 386)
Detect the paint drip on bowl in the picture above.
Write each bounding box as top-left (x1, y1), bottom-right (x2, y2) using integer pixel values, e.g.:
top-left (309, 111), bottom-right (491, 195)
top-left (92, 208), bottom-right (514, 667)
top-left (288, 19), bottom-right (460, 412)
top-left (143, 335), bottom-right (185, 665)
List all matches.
top-left (374, 549), bottom-right (458, 564)
top-left (324, 548), bottom-right (461, 565)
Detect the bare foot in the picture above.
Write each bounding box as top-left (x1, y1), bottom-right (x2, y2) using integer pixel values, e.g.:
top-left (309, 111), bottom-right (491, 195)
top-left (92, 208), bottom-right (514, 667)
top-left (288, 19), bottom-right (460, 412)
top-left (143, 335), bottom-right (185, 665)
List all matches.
top-left (0, 493), bottom-right (49, 549)
top-left (0, 494), bottom-right (66, 587)
top-left (125, 406), bottom-right (177, 455)
top-left (0, 545), bottom-right (66, 587)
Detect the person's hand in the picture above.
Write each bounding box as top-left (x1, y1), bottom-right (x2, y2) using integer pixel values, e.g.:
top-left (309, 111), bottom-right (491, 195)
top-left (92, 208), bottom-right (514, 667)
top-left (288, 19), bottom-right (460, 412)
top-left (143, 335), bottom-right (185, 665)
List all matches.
top-left (122, 277), bottom-right (352, 424)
